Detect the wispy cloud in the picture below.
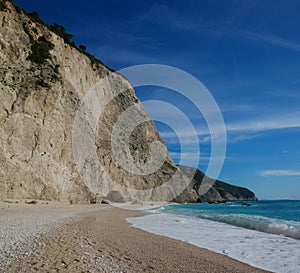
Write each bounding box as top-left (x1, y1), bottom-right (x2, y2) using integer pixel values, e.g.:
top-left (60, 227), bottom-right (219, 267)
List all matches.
top-left (244, 31), bottom-right (300, 52)
top-left (228, 133), bottom-right (262, 143)
top-left (260, 170), bottom-right (300, 177)
top-left (169, 151), bottom-right (229, 167)
top-left (156, 111), bottom-right (300, 138)
top-left (226, 111), bottom-right (300, 132)
top-left (150, 110), bottom-right (300, 146)
top-left (220, 102), bottom-right (256, 113)
top-left (96, 47), bottom-right (160, 65)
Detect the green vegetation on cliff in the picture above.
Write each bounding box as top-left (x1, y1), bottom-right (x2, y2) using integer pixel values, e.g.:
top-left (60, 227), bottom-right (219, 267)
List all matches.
top-left (27, 36), bottom-right (54, 65)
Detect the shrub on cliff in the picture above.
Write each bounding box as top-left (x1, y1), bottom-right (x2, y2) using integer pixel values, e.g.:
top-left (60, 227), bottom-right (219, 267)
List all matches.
top-left (27, 11), bottom-right (45, 25)
top-left (49, 23), bottom-right (73, 44)
top-left (27, 36), bottom-right (54, 65)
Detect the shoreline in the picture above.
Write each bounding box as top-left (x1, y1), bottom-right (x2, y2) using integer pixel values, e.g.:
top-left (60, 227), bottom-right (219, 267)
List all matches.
top-left (1, 200), bottom-right (270, 273)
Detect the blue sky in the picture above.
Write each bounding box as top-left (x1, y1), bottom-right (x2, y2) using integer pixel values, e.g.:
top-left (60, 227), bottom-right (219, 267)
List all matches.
top-left (14, 0), bottom-right (300, 199)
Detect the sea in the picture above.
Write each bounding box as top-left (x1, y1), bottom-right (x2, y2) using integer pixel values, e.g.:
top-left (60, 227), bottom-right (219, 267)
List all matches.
top-left (128, 200), bottom-right (300, 273)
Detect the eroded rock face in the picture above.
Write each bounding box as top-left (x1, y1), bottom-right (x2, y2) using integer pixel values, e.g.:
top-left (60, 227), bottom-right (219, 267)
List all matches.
top-left (0, 1), bottom-right (257, 204)
top-left (0, 1), bottom-right (194, 203)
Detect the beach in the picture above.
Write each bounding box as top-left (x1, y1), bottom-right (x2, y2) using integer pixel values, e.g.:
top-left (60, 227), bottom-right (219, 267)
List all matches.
top-left (0, 200), bottom-right (270, 273)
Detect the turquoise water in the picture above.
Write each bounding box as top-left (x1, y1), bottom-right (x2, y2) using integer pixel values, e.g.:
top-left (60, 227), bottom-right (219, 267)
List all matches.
top-left (161, 200), bottom-right (300, 239)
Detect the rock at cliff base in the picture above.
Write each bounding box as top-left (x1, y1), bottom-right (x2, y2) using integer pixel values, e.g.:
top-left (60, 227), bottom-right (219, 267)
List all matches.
top-left (106, 191), bottom-right (125, 203)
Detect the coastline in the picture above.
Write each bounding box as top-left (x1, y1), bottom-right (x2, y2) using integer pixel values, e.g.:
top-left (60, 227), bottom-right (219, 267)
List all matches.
top-left (130, 203), bottom-right (300, 273)
top-left (1, 200), bottom-right (270, 273)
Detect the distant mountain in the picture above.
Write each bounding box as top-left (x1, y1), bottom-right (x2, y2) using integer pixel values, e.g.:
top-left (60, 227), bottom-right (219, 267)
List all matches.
top-left (174, 166), bottom-right (258, 203)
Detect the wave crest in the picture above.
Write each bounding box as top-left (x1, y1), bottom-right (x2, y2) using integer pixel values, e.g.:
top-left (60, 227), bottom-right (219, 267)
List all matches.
top-left (197, 214), bottom-right (300, 240)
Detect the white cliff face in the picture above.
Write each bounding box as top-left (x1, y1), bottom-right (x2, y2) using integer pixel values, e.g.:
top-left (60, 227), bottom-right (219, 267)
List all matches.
top-left (0, 1), bottom-right (197, 203)
top-left (0, 1), bottom-right (94, 202)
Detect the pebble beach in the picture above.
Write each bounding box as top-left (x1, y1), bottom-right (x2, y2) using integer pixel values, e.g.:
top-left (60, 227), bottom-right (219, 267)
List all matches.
top-left (0, 200), bottom-right (271, 273)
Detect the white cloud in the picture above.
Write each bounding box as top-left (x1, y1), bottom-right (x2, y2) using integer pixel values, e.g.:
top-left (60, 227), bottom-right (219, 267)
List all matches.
top-left (158, 111), bottom-right (300, 140)
top-left (228, 133), bottom-right (261, 143)
top-left (244, 31), bottom-right (300, 52)
top-left (226, 111), bottom-right (300, 133)
top-left (96, 47), bottom-right (160, 65)
top-left (160, 134), bottom-right (211, 145)
top-left (169, 151), bottom-right (229, 168)
top-left (220, 103), bottom-right (256, 113)
top-left (260, 170), bottom-right (300, 177)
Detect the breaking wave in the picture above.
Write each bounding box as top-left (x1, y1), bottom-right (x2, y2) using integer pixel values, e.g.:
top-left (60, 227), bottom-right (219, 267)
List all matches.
top-left (197, 214), bottom-right (300, 239)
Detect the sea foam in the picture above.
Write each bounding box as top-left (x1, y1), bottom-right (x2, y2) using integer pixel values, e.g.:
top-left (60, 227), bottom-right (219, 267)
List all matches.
top-left (128, 212), bottom-right (300, 273)
top-left (196, 214), bottom-right (300, 239)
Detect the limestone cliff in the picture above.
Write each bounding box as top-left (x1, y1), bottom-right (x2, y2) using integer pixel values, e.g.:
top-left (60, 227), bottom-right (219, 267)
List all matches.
top-left (0, 0), bottom-right (193, 203)
top-left (0, 0), bottom-right (257, 204)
